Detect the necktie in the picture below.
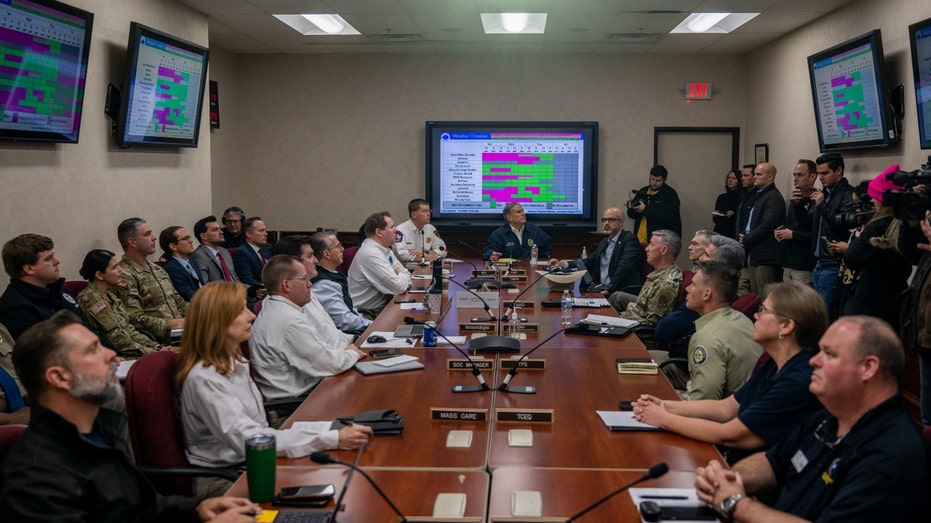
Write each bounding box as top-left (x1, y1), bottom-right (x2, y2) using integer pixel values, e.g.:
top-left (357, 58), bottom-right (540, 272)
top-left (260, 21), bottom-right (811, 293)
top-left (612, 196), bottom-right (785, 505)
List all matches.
top-left (259, 249), bottom-right (267, 264)
top-left (217, 251), bottom-right (234, 281)
top-left (186, 262), bottom-right (201, 286)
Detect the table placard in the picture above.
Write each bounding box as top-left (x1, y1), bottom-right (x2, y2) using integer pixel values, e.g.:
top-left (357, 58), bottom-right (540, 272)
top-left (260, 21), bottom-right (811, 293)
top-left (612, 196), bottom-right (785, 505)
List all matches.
top-left (430, 408), bottom-right (489, 422)
top-left (503, 300), bottom-right (536, 310)
top-left (503, 323), bottom-right (539, 333)
top-left (447, 358), bottom-right (495, 371)
top-left (495, 408), bottom-right (554, 424)
top-left (499, 358), bottom-right (546, 370)
top-left (501, 274), bottom-right (528, 283)
top-left (456, 292), bottom-right (500, 309)
top-left (460, 323), bottom-right (496, 332)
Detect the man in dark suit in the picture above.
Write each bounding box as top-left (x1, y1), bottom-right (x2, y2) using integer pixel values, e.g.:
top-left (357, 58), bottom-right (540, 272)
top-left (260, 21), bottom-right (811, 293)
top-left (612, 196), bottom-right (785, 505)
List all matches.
top-left (739, 162), bottom-right (785, 298)
top-left (158, 226), bottom-right (203, 301)
top-left (190, 216), bottom-right (241, 284)
top-left (548, 207), bottom-right (642, 295)
top-left (232, 217), bottom-right (273, 286)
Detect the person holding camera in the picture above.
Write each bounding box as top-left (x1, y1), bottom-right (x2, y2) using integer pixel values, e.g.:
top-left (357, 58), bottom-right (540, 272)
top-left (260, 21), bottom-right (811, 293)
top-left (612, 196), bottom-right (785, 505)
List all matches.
top-left (627, 165), bottom-right (682, 243)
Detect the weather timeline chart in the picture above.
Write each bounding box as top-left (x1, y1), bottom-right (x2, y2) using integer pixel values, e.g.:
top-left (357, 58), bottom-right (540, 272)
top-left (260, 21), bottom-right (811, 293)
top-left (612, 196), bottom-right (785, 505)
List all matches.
top-left (127, 35), bottom-right (204, 139)
top-left (811, 42), bottom-right (884, 144)
top-left (0, 0), bottom-right (88, 133)
top-left (438, 132), bottom-right (585, 215)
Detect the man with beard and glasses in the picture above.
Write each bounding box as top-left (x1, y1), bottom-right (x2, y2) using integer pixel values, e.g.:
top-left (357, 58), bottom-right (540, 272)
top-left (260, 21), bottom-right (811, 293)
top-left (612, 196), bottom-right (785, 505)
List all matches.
top-left (0, 311), bottom-right (260, 522)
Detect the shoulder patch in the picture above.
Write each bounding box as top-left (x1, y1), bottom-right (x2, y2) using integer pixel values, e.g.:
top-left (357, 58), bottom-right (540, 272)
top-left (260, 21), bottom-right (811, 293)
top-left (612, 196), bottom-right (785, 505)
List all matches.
top-left (116, 279), bottom-right (128, 288)
top-left (657, 294), bottom-right (671, 307)
top-left (691, 345), bottom-right (708, 367)
top-left (62, 293), bottom-right (77, 306)
top-left (90, 300), bottom-right (108, 316)
top-left (395, 230), bottom-right (403, 243)
top-left (527, 239), bottom-right (535, 247)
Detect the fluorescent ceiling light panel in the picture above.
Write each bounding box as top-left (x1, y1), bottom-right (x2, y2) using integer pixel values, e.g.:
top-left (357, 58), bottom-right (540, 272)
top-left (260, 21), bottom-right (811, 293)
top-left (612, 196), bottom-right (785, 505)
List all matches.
top-left (481, 13), bottom-right (547, 34)
top-left (273, 14), bottom-right (361, 35)
top-left (671, 13), bottom-right (760, 34)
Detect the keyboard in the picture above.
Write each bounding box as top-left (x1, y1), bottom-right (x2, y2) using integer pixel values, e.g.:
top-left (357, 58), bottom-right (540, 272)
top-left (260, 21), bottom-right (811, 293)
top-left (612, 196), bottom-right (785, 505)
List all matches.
top-left (273, 510), bottom-right (333, 522)
top-left (394, 324), bottom-right (424, 337)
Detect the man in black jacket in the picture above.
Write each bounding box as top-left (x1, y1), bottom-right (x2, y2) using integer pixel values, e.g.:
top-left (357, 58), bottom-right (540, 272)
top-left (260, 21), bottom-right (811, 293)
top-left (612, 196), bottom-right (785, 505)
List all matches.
top-left (775, 159), bottom-right (818, 285)
top-left (627, 165), bottom-right (682, 242)
top-left (739, 163), bottom-right (785, 297)
top-left (0, 311), bottom-right (259, 522)
top-left (809, 153), bottom-right (856, 314)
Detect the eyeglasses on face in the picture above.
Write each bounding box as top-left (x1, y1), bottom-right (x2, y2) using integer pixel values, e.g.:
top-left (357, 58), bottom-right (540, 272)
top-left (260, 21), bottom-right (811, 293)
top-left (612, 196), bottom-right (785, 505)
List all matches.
top-left (286, 276), bottom-right (313, 283)
top-left (757, 304), bottom-right (783, 317)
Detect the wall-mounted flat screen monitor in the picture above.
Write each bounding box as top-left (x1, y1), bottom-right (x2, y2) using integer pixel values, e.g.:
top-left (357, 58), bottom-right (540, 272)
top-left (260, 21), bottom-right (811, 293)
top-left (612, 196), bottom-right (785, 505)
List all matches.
top-left (0, 0), bottom-right (94, 143)
top-left (116, 22), bottom-right (208, 147)
top-left (909, 16), bottom-right (931, 150)
top-left (807, 30), bottom-right (895, 152)
top-left (425, 121), bottom-right (598, 228)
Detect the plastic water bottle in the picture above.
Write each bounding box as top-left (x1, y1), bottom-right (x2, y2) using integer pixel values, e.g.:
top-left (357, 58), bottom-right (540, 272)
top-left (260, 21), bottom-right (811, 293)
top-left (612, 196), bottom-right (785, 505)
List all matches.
top-left (561, 290), bottom-right (573, 326)
top-left (581, 246), bottom-right (588, 259)
top-left (510, 307), bottom-right (521, 340)
top-left (530, 244), bottom-right (539, 266)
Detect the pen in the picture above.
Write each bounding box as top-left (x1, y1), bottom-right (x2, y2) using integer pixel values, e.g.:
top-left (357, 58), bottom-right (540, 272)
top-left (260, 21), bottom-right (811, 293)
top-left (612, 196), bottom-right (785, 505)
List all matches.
top-left (641, 495), bottom-right (689, 500)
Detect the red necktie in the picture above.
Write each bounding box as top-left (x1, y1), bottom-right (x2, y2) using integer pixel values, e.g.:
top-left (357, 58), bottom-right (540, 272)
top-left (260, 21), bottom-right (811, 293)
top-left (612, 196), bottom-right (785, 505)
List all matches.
top-left (217, 251), bottom-right (234, 281)
top-left (259, 249), bottom-right (267, 264)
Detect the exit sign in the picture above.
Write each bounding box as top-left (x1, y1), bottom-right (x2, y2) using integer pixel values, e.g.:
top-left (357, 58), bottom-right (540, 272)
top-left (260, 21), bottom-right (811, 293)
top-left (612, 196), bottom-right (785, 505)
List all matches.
top-left (684, 82), bottom-right (713, 100)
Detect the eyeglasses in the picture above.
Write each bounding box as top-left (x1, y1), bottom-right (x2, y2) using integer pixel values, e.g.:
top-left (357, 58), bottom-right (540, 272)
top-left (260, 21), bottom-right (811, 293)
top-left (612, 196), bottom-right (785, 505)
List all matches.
top-left (813, 418), bottom-right (845, 450)
top-left (601, 217), bottom-right (621, 223)
top-left (328, 242), bottom-right (344, 250)
top-left (286, 276), bottom-right (313, 284)
top-left (757, 304), bottom-right (784, 317)
top-left (175, 235), bottom-right (193, 243)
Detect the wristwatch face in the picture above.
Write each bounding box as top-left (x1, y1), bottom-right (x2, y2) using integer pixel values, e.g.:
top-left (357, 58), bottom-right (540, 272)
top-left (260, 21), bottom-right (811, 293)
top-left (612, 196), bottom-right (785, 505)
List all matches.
top-left (721, 493), bottom-right (744, 515)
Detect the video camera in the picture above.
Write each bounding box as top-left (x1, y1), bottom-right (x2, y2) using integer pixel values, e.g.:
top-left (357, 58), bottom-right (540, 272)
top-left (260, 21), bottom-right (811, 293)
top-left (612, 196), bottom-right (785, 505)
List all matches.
top-left (884, 157), bottom-right (931, 221)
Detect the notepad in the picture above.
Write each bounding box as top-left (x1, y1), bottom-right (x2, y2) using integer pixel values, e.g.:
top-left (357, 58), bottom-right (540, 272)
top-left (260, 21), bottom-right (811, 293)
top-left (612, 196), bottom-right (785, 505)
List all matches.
top-left (596, 410), bottom-right (662, 431)
top-left (616, 357), bottom-right (659, 375)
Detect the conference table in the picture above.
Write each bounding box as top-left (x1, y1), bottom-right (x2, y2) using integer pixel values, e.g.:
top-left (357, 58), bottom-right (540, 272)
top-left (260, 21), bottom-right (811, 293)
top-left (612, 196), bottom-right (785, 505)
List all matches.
top-left (229, 260), bottom-right (723, 521)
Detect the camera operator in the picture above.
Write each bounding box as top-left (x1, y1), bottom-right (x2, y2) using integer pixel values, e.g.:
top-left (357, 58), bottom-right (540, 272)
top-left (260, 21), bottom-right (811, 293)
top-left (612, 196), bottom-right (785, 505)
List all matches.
top-left (809, 152), bottom-right (857, 317)
top-left (627, 165), bottom-right (682, 243)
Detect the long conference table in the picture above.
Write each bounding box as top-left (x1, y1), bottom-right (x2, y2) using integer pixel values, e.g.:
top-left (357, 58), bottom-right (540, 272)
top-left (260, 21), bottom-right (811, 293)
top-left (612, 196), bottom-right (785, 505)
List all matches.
top-left (227, 260), bottom-right (722, 521)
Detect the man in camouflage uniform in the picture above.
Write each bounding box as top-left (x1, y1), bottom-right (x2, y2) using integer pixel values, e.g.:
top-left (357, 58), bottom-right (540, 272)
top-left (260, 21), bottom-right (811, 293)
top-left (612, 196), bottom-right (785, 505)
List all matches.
top-left (611, 229), bottom-right (682, 327)
top-left (115, 218), bottom-right (186, 342)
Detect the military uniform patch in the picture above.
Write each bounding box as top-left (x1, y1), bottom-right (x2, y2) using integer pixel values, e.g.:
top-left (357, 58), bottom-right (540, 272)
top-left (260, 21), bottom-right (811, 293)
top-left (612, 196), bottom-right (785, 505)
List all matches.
top-left (692, 345), bottom-right (708, 366)
top-left (90, 300), bottom-right (108, 316)
top-left (395, 231), bottom-right (404, 243)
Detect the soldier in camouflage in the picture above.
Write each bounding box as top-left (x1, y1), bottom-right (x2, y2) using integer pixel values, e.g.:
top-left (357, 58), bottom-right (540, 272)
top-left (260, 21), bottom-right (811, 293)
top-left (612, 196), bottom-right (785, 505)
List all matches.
top-left (612, 229), bottom-right (683, 327)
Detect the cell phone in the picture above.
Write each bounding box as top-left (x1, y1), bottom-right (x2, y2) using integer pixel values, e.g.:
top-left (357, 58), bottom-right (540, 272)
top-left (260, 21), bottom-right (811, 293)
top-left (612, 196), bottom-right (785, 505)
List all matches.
top-left (275, 484), bottom-right (335, 506)
top-left (797, 185), bottom-right (813, 198)
top-left (821, 236), bottom-right (831, 244)
top-left (659, 505), bottom-right (718, 520)
top-left (394, 299), bottom-right (416, 304)
top-left (370, 348), bottom-right (404, 359)
top-left (618, 400), bottom-right (636, 411)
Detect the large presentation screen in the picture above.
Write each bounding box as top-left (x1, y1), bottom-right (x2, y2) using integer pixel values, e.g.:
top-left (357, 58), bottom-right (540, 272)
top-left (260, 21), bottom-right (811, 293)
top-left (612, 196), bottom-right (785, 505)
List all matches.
top-left (426, 121), bottom-right (598, 228)
top-left (0, 0), bottom-right (94, 143)
top-left (910, 16), bottom-right (931, 150)
top-left (806, 30), bottom-right (893, 152)
top-left (117, 22), bottom-right (208, 147)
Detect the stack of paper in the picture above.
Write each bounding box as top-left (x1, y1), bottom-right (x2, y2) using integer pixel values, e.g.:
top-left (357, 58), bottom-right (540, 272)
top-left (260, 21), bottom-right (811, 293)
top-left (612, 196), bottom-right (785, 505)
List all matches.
top-left (616, 357), bottom-right (659, 375)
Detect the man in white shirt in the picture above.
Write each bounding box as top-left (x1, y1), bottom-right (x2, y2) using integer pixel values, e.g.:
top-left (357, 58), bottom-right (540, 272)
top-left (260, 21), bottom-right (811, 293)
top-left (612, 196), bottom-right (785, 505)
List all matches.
top-left (393, 198), bottom-right (446, 264)
top-left (250, 255), bottom-right (365, 401)
top-left (348, 211), bottom-right (412, 313)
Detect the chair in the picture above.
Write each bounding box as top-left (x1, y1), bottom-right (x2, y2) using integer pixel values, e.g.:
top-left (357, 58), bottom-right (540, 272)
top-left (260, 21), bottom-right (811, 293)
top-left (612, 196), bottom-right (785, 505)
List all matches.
top-left (62, 280), bottom-right (87, 298)
top-left (338, 245), bottom-right (360, 275)
top-left (124, 350), bottom-right (237, 495)
top-left (631, 269), bottom-right (694, 351)
top-left (0, 424), bottom-right (26, 464)
top-left (731, 292), bottom-right (761, 321)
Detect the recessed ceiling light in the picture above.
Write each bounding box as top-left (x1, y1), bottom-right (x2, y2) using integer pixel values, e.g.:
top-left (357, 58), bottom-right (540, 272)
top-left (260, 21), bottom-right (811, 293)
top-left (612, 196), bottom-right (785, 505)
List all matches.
top-left (671, 13), bottom-right (760, 34)
top-left (273, 14), bottom-right (360, 36)
top-left (481, 13), bottom-right (547, 34)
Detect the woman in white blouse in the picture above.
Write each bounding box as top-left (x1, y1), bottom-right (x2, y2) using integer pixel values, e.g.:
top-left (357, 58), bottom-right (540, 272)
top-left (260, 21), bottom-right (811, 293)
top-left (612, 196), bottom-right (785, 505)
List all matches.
top-left (176, 282), bottom-right (371, 496)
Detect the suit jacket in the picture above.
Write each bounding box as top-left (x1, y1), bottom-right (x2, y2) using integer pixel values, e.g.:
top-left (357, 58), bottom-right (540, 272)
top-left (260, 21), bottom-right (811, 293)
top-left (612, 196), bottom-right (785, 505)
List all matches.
top-left (190, 245), bottom-right (240, 283)
top-left (232, 244), bottom-right (272, 286)
top-left (579, 230), bottom-right (643, 293)
top-left (162, 256), bottom-right (204, 301)
top-left (741, 183), bottom-right (786, 266)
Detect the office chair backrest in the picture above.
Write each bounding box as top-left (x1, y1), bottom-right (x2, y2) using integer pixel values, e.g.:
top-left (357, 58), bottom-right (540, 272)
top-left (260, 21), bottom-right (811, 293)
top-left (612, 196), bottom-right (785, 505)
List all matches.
top-left (731, 292), bottom-right (761, 321)
top-left (339, 245), bottom-right (360, 275)
top-left (62, 280), bottom-right (87, 298)
top-left (0, 424), bottom-right (26, 464)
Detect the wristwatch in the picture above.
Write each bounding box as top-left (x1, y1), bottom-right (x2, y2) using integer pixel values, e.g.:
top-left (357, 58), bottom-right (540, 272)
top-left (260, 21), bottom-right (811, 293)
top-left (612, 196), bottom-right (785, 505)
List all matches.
top-left (720, 493), bottom-right (747, 516)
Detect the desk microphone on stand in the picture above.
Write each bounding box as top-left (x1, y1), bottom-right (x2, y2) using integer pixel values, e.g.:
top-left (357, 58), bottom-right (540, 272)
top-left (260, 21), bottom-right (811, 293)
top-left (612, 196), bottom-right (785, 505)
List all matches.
top-left (565, 462), bottom-right (669, 522)
top-left (497, 326), bottom-right (571, 394)
top-left (311, 448), bottom-right (409, 523)
top-left (403, 310), bottom-right (491, 393)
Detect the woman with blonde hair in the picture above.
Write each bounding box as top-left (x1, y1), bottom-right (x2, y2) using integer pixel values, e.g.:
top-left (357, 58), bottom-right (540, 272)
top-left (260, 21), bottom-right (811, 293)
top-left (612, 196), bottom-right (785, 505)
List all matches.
top-left (177, 282), bottom-right (371, 496)
top-left (635, 281), bottom-right (827, 463)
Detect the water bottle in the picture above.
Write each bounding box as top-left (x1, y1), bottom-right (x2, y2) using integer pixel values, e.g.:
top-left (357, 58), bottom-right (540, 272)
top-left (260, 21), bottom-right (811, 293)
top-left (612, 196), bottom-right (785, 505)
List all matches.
top-left (561, 290), bottom-right (573, 326)
top-left (581, 246), bottom-right (588, 259)
top-left (530, 244), bottom-right (539, 266)
top-left (510, 307), bottom-right (521, 340)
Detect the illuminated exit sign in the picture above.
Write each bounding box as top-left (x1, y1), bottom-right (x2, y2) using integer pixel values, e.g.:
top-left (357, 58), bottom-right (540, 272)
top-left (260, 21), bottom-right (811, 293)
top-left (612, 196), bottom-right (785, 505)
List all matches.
top-left (684, 82), bottom-right (713, 100)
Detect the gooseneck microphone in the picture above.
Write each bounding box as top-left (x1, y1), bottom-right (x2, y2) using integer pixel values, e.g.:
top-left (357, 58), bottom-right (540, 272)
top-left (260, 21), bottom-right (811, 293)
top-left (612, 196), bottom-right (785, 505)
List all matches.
top-left (419, 229), bottom-right (429, 266)
top-left (403, 312), bottom-right (491, 393)
top-left (565, 462), bottom-right (669, 522)
top-left (497, 327), bottom-right (571, 394)
top-left (311, 449), bottom-right (409, 523)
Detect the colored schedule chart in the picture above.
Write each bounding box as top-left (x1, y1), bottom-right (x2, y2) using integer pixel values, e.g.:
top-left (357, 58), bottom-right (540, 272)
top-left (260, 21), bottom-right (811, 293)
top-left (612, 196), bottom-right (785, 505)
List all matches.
top-left (439, 132), bottom-right (585, 215)
top-left (811, 42), bottom-right (884, 144)
top-left (914, 25), bottom-right (931, 147)
top-left (0, 0), bottom-right (88, 133)
top-left (125, 35), bottom-right (205, 139)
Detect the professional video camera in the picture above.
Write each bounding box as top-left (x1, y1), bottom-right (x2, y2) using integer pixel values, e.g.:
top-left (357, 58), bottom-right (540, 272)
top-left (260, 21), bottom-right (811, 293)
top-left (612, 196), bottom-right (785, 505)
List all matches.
top-left (884, 158), bottom-right (931, 221)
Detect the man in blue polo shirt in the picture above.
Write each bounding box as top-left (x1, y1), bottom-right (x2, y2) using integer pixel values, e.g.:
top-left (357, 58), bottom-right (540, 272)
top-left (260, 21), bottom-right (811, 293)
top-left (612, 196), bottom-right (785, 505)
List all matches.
top-left (695, 316), bottom-right (929, 521)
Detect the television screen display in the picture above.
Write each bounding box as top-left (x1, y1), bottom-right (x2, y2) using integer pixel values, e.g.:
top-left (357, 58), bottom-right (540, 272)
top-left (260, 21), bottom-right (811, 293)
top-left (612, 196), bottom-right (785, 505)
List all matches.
top-left (806, 30), bottom-right (894, 152)
top-left (116, 22), bottom-right (208, 147)
top-left (0, 0), bottom-right (93, 143)
top-left (425, 121), bottom-right (598, 228)
top-left (909, 16), bottom-right (931, 150)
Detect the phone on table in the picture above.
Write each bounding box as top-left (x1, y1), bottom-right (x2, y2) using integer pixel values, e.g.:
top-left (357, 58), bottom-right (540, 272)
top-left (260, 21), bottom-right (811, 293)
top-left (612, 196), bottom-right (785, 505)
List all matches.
top-left (275, 484), bottom-right (335, 506)
top-left (618, 400), bottom-right (636, 411)
top-left (659, 505), bottom-right (717, 520)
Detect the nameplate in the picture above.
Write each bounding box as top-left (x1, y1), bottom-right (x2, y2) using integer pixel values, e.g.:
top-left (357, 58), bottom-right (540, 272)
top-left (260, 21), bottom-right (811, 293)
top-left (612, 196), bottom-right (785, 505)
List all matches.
top-left (446, 358), bottom-right (495, 371)
top-left (430, 408), bottom-right (489, 423)
top-left (502, 323), bottom-right (540, 333)
top-left (460, 323), bottom-right (496, 332)
top-left (500, 274), bottom-right (528, 283)
top-left (499, 358), bottom-right (546, 370)
top-left (456, 292), bottom-right (500, 309)
top-left (503, 300), bottom-right (536, 310)
top-left (471, 269), bottom-right (499, 278)
top-left (495, 408), bottom-right (554, 424)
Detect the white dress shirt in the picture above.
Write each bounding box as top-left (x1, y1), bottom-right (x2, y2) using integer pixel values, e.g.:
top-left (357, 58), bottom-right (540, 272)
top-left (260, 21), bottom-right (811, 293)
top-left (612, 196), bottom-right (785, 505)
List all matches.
top-left (180, 358), bottom-right (338, 468)
top-left (348, 238), bottom-right (412, 311)
top-left (392, 219), bottom-right (446, 263)
top-left (249, 295), bottom-right (359, 399)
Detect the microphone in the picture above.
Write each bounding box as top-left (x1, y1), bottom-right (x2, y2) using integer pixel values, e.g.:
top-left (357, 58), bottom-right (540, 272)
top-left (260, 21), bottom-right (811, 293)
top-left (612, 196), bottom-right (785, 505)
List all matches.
top-left (403, 312), bottom-right (492, 393)
top-left (565, 463), bottom-right (669, 522)
top-left (445, 276), bottom-right (520, 353)
top-left (498, 327), bottom-right (570, 394)
top-left (310, 449), bottom-right (409, 523)
top-left (500, 263), bottom-right (555, 318)
top-left (444, 275), bottom-right (497, 322)
top-left (419, 229), bottom-right (429, 266)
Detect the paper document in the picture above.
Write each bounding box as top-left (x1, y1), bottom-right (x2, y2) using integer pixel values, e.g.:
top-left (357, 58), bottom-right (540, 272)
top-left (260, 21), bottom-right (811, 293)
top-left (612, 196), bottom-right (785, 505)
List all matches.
top-left (581, 314), bottom-right (640, 328)
top-left (291, 421), bottom-right (333, 433)
top-left (399, 302), bottom-right (425, 311)
top-left (116, 359), bottom-right (136, 381)
top-left (629, 488), bottom-right (720, 522)
top-left (596, 410), bottom-right (662, 431)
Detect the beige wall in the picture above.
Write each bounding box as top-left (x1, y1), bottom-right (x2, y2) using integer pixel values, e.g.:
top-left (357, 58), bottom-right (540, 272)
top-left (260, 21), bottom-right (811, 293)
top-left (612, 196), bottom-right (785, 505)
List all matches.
top-left (208, 52), bottom-right (748, 236)
top-left (0, 0), bottom-right (211, 288)
top-left (746, 0), bottom-right (931, 193)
